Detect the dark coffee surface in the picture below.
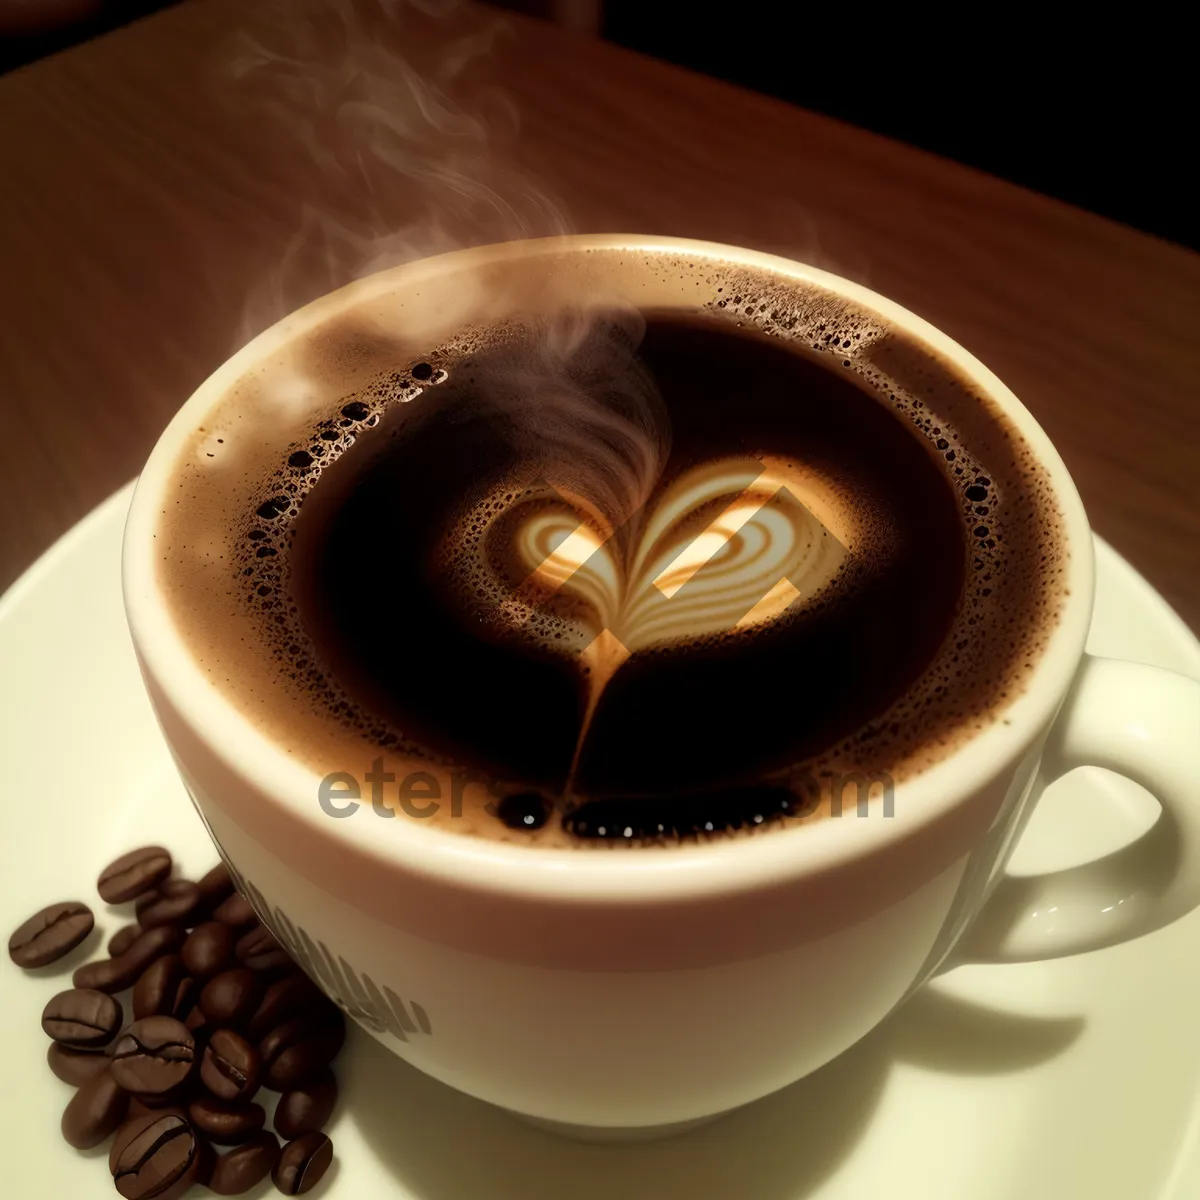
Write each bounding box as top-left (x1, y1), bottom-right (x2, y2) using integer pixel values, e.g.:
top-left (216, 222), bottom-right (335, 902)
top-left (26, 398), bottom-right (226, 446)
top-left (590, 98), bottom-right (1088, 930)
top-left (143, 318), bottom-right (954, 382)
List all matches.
top-left (290, 313), bottom-right (965, 798)
top-left (156, 251), bottom-right (1067, 846)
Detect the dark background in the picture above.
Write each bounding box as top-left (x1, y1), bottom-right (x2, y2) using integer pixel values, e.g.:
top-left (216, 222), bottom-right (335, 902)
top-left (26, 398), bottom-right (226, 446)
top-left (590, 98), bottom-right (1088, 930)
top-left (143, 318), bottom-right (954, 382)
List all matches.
top-left (2, 1), bottom-right (1193, 252)
top-left (601, 8), bottom-right (1194, 253)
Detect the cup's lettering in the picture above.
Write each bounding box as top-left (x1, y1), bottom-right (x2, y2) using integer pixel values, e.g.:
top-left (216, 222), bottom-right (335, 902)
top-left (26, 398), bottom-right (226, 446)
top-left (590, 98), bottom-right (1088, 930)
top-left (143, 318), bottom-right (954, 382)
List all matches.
top-left (317, 772), bottom-right (361, 819)
top-left (315, 764), bottom-right (895, 819)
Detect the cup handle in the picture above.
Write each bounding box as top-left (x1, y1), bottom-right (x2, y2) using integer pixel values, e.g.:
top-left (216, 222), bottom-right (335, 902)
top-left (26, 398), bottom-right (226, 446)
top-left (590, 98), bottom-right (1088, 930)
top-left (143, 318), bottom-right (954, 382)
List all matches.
top-left (954, 654), bottom-right (1200, 963)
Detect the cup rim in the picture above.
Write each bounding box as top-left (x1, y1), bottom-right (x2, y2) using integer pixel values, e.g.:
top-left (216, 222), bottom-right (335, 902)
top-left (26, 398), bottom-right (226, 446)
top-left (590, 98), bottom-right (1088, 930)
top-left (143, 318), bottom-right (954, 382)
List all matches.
top-left (122, 233), bottom-right (1094, 903)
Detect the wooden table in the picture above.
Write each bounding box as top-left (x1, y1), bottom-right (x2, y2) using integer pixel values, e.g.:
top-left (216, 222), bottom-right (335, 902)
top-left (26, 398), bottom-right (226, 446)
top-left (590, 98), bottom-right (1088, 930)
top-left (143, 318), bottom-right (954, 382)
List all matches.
top-left (2, 0), bottom-right (1197, 627)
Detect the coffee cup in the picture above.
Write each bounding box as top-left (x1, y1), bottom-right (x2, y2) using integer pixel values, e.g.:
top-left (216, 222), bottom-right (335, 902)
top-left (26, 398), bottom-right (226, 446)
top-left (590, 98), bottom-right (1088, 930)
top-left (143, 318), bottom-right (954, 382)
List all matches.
top-left (123, 235), bottom-right (1200, 1136)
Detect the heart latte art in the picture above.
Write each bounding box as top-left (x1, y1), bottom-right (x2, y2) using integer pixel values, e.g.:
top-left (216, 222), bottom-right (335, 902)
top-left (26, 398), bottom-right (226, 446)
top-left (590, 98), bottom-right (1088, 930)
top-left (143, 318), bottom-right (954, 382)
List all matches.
top-left (442, 455), bottom-right (857, 690)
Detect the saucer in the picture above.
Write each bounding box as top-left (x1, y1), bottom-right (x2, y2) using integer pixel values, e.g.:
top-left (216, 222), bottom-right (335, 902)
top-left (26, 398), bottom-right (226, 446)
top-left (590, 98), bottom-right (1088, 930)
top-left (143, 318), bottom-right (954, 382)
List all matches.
top-left (2, 481), bottom-right (1199, 1199)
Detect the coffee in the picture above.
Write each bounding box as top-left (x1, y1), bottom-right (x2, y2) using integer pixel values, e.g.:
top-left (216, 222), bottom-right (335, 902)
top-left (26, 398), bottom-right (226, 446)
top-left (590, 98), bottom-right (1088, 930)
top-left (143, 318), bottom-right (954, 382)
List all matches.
top-left (156, 249), bottom-right (1066, 845)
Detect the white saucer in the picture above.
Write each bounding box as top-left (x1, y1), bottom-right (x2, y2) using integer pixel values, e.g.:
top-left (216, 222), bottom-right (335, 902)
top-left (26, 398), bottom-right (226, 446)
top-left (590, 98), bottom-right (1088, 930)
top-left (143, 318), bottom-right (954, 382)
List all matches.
top-left (3, 482), bottom-right (1199, 1199)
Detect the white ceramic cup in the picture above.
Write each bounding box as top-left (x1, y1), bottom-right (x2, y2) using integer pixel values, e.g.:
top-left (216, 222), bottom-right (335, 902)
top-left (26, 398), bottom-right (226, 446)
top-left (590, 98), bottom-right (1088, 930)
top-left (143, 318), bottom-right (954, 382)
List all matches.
top-left (123, 236), bottom-right (1200, 1137)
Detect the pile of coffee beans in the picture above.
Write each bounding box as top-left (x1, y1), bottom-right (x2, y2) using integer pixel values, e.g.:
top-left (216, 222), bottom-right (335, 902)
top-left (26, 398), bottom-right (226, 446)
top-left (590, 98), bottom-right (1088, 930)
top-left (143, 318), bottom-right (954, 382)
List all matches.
top-left (9, 846), bottom-right (342, 1196)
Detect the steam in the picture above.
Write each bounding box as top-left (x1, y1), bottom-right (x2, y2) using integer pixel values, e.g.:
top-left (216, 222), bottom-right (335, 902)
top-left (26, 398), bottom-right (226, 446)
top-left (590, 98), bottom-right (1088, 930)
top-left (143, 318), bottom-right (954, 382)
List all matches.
top-left (229, 0), bottom-right (570, 343)
top-left (461, 306), bottom-right (670, 534)
top-left (229, 0), bottom-right (670, 574)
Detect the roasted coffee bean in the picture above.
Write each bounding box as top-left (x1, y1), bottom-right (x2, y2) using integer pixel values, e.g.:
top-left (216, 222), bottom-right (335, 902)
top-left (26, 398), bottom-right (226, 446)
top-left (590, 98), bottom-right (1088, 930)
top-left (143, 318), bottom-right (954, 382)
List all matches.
top-left (109, 924), bottom-right (141, 957)
top-left (132, 955), bottom-right (196, 1022)
top-left (97, 846), bottom-right (172, 904)
top-left (48, 1041), bottom-right (109, 1086)
top-left (111, 1111), bottom-right (172, 1172)
top-left (110, 1016), bottom-right (196, 1096)
top-left (212, 892), bottom-right (257, 927)
top-left (196, 863), bottom-right (234, 915)
top-left (193, 1137), bottom-right (217, 1190)
top-left (208, 1131), bottom-right (280, 1194)
top-left (42, 987), bottom-right (122, 1047)
top-left (235, 925), bottom-right (292, 972)
top-left (181, 920), bottom-right (236, 979)
top-left (274, 1069), bottom-right (337, 1139)
top-left (199, 967), bottom-right (264, 1026)
top-left (110, 1112), bottom-right (199, 1200)
top-left (201, 1028), bottom-right (261, 1103)
top-left (260, 1014), bottom-right (345, 1089)
top-left (74, 924), bottom-right (186, 993)
top-left (172, 977), bottom-right (200, 1023)
top-left (135, 880), bottom-right (203, 930)
top-left (188, 1096), bottom-right (265, 1144)
top-left (61, 1067), bottom-right (129, 1149)
top-left (246, 972), bottom-right (326, 1041)
top-left (8, 901), bottom-right (94, 968)
top-left (272, 1131), bottom-right (333, 1195)
top-left (126, 1098), bottom-right (188, 1121)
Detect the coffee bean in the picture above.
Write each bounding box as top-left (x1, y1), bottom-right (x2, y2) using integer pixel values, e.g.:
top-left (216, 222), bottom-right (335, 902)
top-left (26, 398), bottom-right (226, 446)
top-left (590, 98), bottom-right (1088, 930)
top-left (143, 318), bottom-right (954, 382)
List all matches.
top-left (111, 1111), bottom-right (174, 1172)
top-left (181, 920), bottom-right (236, 979)
top-left (235, 925), bottom-right (292, 972)
top-left (74, 924), bottom-right (186, 993)
top-left (260, 1014), bottom-right (344, 1089)
top-left (110, 1016), bottom-right (196, 1097)
top-left (32, 838), bottom-right (346, 1197)
top-left (132, 955), bottom-right (196, 1022)
top-left (110, 1112), bottom-right (199, 1200)
top-left (274, 1069), bottom-right (337, 1139)
top-left (188, 1096), bottom-right (265, 1144)
top-left (201, 1028), bottom-right (261, 1103)
top-left (212, 892), bottom-right (257, 927)
top-left (61, 1067), bottom-right (129, 1149)
top-left (48, 1041), bottom-right (109, 1086)
top-left (199, 967), bottom-right (264, 1026)
top-left (42, 987), bottom-right (122, 1047)
top-left (108, 924), bottom-right (141, 957)
top-left (8, 901), bottom-right (94, 967)
top-left (208, 1131), bottom-right (280, 1194)
top-left (196, 863), bottom-right (234, 915)
top-left (98, 846), bottom-right (172, 905)
top-left (192, 1137), bottom-right (217, 1190)
top-left (246, 972), bottom-right (325, 1041)
top-left (135, 880), bottom-right (203, 929)
top-left (126, 1098), bottom-right (188, 1122)
top-left (272, 1131), bottom-right (333, 1195)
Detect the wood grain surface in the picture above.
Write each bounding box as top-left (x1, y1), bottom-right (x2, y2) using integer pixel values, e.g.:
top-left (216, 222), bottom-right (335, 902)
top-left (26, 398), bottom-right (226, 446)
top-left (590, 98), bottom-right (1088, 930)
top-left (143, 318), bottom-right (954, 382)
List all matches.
top-left (1, 0), bottom-right (1197, 627)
